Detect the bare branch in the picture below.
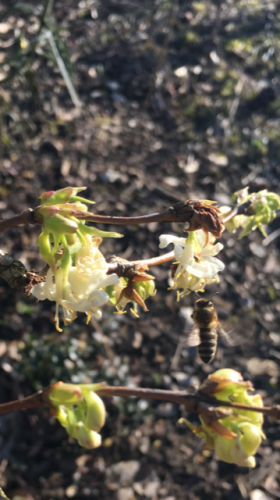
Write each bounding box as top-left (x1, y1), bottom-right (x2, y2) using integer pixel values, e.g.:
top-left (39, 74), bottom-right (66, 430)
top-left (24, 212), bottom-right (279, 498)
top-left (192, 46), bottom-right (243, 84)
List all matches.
top-left (0, 209), bottom-right (39, 232)
top-left (0, 200), bottom-right (223, 238)
top-left (222, 200), bottom-right (253, 224)
top-left (0, 391), bottom-right (45, 416)
top-left (0, 384), bottom-right (278, 423)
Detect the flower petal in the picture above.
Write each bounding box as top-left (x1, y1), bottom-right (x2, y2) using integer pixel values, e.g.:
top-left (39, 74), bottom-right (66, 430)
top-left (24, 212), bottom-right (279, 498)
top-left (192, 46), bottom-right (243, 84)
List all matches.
top-left (159, 234), bottom-right (186, 249)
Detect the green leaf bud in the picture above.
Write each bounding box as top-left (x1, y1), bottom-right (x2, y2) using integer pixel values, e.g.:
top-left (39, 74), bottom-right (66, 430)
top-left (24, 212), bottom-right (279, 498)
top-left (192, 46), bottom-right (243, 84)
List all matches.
top-left (40, 187), bottom-right (87, 206)
top-left (48, 382), bottom-right (83, 406)
top-left (78, 222), bottom-right (123, 238)
top-left (43, 214), bottom-right (78, 234)
top-left (134, 279), bottom-right (156, 301)
top-left (37, 206), bottom-right (59, 218)
top-left (267, 192), bottom-right (280, 211)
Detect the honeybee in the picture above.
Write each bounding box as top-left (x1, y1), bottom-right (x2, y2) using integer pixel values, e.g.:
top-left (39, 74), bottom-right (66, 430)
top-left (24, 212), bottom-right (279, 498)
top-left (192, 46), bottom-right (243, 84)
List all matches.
top-left (189, 297), bottom-right (229, 364)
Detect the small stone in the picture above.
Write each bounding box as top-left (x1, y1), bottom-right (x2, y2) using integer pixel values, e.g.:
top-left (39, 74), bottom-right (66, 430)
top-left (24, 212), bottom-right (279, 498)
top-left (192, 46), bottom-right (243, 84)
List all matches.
top-left (65, 485), bottom-right (78, 498)
top-left (208, 153), bottom-right (228, 166)
top-left (249, 242), bottom-right (267, 258)
top-left (250, 489), bottom-right (273, 500)
top-left (139, 436), bottom-right (150, 454)
top-left (117, 487), bottom-right (135, 500)
top-left (163, 176), bottom-right (180, 187)
top-left (174, 66), bottom-right (188, 78)
top-left (107, 461), bottom-right (140, 484)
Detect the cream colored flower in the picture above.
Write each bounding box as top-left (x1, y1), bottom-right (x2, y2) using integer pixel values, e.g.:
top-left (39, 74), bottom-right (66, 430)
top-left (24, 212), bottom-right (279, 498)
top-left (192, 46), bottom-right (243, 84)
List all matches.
top-left (159, 230), bottom-right (224, 297)
top-left (32, 236), bottom-right (119, 330)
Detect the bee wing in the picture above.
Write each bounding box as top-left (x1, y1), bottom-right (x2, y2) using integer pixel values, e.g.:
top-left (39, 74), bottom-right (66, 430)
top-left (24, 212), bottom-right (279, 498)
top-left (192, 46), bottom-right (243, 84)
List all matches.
top-left (217, 323), bottom-right (233, 346)
top-left (171, 328), bottom-right (200, 370)
top-left (186, 327), bottom-right (201, 347)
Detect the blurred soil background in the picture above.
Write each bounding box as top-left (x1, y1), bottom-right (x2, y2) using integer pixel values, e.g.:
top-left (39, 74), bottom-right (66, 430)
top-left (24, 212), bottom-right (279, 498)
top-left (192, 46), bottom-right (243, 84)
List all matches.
top-left (0, 0), bottom-right (280, 499)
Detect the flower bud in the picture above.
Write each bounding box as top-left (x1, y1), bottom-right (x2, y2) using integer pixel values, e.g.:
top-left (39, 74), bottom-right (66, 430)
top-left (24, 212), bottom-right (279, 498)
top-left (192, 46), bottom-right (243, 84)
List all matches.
top-left (227, 189), bottom-right (280, 239)
top-left (40, 187), bottom-right (87, 206)
top-left (80, 389), bottom-right (106, 432)
top-left (48, 382), bottom-right (83, 406)
top-left (267, 192), bottom-right (280, 211)
top-left (43, 214), bottom-right (78, 234)
top-left (36, 231), bottom-right (55, 268)
top-left (206, 369), bottom-right (252, 399)
top-left (238, 422), bottom-right (262, 456)
top-left (209, 369), bottom-right (243, 383)
top-left (214, 434), bottom-right (235, 464)
top-left (184, 369), bottom-right (264, 468)
top-left (214, 434), bottom-right (256, 468)
top-left (55, 406), bottom-right (68, 426)
top-left (134, 279), bottom-right (156, 301)
top-left (74, 423), bottom-right (102, 449)
top-left (37, 206), bottom-right (60, 218)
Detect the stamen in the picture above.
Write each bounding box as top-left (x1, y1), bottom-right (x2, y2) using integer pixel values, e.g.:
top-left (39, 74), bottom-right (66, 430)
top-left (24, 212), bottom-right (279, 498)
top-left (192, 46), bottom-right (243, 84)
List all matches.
top-left (130, 307), bottom-right (139, 318)
top-left (55, 303), bottom-right (63, 332)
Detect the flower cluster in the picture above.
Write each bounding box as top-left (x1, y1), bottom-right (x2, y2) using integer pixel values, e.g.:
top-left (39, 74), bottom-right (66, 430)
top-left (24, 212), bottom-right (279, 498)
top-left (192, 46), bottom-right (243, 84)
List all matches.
top-left (47, 382), bottom-right (106, 449)
top-left (159, 230), bottom-right (224, 298)
top-left (221, 188), bottom-right (280, 239)
top-left (182, 369), bottom-right (264, 467)
top-left (32, 234), bottom-right (119, 331)
top-left (32, 188), bottom-right (120, 330)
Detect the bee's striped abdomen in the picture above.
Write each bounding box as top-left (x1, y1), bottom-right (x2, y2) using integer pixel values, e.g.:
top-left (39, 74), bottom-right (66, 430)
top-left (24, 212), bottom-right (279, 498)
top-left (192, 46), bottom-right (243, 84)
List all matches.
top-left (197, 328), bottom-right (217, 364)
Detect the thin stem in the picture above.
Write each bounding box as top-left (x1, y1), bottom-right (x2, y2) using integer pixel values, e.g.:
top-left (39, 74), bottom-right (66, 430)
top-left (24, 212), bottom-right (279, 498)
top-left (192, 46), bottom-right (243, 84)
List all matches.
top-left (133, 250), bottom-right (175, 267)
top-left (0, 200), bottom-right (222, 235)
top-left (96, 386), bottom-right (197, 408)
top-left (0, 391), bottom-right (44, 415)
top-left (107, 250), bottom-right (175, 274)
top-left (222, 207), bottom-right (239, 224)
top-left (37, 0), bottom-right (54, 37)
top-left (45, 30), bottom-right (82, 108)
top-left (222, 200), bottom-right (253, 225)
top-left (0, 209), bottom-right (36, 231)
top-left (0, 385), bottom-right (278, 421)
top-left (80, 211), bottom-right (172, 225)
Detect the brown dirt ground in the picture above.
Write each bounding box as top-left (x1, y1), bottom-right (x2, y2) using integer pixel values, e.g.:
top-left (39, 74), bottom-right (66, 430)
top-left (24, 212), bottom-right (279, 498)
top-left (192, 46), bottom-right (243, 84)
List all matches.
top-left (0, 1), bottom-right (280, 499)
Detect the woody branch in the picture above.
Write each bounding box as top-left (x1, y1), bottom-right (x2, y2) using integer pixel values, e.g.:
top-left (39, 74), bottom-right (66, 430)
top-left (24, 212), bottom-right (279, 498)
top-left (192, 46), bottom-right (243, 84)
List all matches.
top-left (0, 385), bottom-right (278, 420)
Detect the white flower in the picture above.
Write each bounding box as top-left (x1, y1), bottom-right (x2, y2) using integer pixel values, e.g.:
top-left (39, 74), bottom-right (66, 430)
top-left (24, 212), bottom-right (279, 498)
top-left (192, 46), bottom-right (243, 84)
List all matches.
top-left (159, 230), bottom-right (224, 297)
top-left (32, 236), bottom-right (119, 330)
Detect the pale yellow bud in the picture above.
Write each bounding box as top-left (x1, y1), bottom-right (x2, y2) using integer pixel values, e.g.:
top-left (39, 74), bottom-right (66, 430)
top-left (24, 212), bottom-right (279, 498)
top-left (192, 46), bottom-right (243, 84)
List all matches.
top-left (238, 422), bottom-right (262, 456)
top-left (74, 422), bottom-right (102, 449)
top-left (82, 390), bottom-right (106, 432)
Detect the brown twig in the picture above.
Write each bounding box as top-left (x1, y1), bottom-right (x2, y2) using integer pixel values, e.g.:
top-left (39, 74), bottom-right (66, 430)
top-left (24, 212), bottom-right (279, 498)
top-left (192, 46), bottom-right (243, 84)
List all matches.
top-left (133, 250), bottom-right (175, 267)
top-left (0, 384), bottom-right (279, 421)
top-left (0, 200), bottom-right (223, 239)
top-left (81, 200), bottom-right (223, 237)
top-left (107, 250), bottom-right (175, 274)
top-left (96, 386), bottom-right (198, 408)
top-left (222, 200), bottom-right (253, 225)
top-left (222, 206), bottom-right (239, 224)
top-left (0, 391), bottom-right (45, 415)
top-left (0, 209), bottom-right (39, 231)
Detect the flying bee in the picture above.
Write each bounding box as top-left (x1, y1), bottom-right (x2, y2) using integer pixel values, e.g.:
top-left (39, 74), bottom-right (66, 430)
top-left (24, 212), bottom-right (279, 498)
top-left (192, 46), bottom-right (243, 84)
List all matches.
top-left (189, 297), bottom-right (229, 364)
